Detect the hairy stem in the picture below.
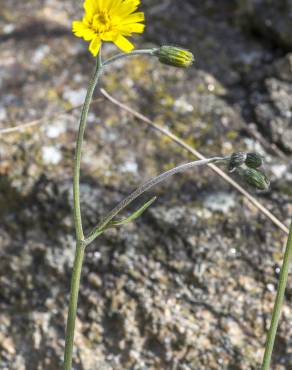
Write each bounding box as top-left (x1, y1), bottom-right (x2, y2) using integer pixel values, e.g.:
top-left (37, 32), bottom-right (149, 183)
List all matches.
top-left (64, 52), bottom-right (102, 370)
top-left (261, 220), bottom-right (292, 370)
top-left (73, 53), bottom-right (103, 241)
top-left (85, 156), bottom-right (228, 245)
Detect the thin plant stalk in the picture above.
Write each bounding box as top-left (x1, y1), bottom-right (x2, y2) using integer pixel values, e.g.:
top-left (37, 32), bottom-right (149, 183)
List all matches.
top-left (261, 220), bottom-right (292, 370)
top-left (63, 52), bottom-right (103, 370)
top-left (63, 241), bottom-right (86, 370)
top-left (73, 52), bottom-right (103, 241)
top-left (103, 48), bottom-right (157, 66)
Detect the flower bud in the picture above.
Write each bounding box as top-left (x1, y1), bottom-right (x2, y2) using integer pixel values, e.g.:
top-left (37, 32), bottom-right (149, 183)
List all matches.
top-left (245, 152), bottom-right (263, 169)
top-left (239, 168), bottom-right (270, 191)
top-left (155, 46), bottom-right (194, 68)
top-left (228, 152), bottom-right (247, 172)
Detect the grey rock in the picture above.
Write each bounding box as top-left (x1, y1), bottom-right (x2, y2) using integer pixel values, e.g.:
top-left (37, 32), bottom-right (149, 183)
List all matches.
top-left (238, 0), bottom-right (292, 49)
top-left (251, 74), bottom-right (292, 151)
top-left (273, 53), bottom-right (292, 82)
top-left (203, 192), bottom-right (236, 213)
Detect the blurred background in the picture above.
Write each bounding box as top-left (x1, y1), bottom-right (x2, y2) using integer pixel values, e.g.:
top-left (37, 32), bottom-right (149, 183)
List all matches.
top-left (0, 0), bottom-right (291, 369)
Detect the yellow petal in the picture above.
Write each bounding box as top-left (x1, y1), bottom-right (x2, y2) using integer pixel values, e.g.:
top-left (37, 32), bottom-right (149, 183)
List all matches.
top-left (103, 0), bottom-right (120, 10)
top-left (110, 0), bottom-right (141, 17)
top-left (118, 23), bottom-right (145, 35)
top-left (101, 31), bottom-right (117, 41)
top-left (108, 0), bottom-right (124, 15)
top-left (82, 15), bottom-right (91, 27)
top-left (113, 34), bottom-right (134, 53)
top-left (72, 21), bottom-right (87, 38)
top-left (89, 37), bottom-right (102, 56)
top-left (119, 12), bottom-right (145, 25)
top-left (72, 20), bottom-right (95, 41)
top-left (84, 0), bottom-right (98, 18)
top-left (83, 29), bottom-right (96, 41)
top-left (101, 0), bottom-right (115, 9)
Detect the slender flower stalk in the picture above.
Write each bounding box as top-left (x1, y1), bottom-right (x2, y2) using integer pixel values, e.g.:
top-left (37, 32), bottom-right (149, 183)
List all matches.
top-left (63, 241), bottom-right (86, 370)
top-left (73, 52), bottom-right (103, 241)
top-left (103, 48), bottom-right (158, 66)
top-left (260, 221), bottom-right (292, 370)
top-left (64, 52), bottom-right (103, 370)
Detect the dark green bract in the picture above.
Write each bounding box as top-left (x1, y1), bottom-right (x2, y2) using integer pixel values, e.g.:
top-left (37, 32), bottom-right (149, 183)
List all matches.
top-left (241, 168), bottom-right (270, 191)
top-left (228, 152), bottom-right (247, 172)
top-left (246, 152), bottom-right (263, 169)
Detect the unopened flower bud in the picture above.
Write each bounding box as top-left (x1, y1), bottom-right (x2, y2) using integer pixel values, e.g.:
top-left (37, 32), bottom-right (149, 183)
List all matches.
top-left (155, 46), bottom-right (194, 68)
top-left (245, 152), bottom-right (263, 169)
top-left (239, 168), bottom-right (270, 191)
top-left (228, 152), bottom-right (247, 172)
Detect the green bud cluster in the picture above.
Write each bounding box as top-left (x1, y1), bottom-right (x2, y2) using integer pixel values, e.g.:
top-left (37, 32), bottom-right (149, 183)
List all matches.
top-left (228, 152), bottom-right (269, 191)
top-left (155, 46), bottom-right (195, 68)
top-left (229, 152), bottom-right (263, 172)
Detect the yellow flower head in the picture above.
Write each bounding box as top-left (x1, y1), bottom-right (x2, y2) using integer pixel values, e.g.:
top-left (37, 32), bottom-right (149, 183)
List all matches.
top-left (72, 0), bottom-right (145, 56)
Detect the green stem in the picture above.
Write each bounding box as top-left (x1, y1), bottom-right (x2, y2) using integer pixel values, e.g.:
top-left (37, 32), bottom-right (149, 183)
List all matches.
top-left (261, 220), bottom-right (292, 370)
top-left (63, 241), bottom-right (86, 370)
top-left (73, 52), bottom-right (103, 241)
top-left (64, 52), bottom-right (103, 370)
top-left (103, 48), bottom-right (157, 67)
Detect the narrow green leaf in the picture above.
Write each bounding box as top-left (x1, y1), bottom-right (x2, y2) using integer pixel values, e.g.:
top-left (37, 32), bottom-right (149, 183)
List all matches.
top-left (109, 197), bottom-right (157, 227)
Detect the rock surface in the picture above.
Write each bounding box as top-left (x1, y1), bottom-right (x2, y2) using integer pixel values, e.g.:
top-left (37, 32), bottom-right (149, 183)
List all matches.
top-left (0, 0), bottom-right (292, 369)
top-left (237, 0), bottom-right (292, 49)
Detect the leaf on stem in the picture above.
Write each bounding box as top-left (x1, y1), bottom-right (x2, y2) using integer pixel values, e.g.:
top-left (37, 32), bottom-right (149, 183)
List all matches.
top-left (109, 197), bottom-right (157, 227)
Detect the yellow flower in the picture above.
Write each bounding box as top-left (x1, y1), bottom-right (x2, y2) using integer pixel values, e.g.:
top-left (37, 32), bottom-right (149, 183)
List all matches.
top-left (72, 0), bottom-right (145, 56)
